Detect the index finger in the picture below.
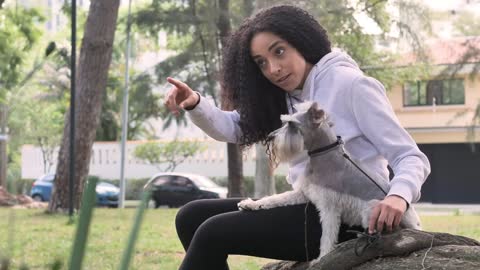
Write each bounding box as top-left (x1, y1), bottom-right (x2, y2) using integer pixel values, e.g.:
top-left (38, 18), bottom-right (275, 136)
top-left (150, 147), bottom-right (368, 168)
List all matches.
top-left (164, 86), bottom-right (179, 112)
top-left (167, 77), bottom-right (188, 91)
top-left (368, 205), bottom-right (381, 234)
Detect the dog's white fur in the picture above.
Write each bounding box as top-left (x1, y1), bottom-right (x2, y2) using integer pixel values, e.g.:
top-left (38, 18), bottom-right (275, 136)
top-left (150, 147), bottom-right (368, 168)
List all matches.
top-left (238, 101), bottom-right (421, 265)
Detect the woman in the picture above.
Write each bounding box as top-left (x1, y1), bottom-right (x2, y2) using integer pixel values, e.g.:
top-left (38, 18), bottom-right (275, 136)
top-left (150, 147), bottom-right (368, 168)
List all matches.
top-left (164, 5), bottom-right (430, 270)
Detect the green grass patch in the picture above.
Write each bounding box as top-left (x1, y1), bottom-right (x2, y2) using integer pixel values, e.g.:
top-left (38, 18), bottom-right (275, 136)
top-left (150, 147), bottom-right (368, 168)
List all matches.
top-left (0, 208), bottom-right (478, 270)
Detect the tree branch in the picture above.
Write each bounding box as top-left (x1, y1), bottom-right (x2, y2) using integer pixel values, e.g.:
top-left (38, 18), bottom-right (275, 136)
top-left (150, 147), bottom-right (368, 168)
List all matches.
top-left (190, 0), bottom-right (218, 106)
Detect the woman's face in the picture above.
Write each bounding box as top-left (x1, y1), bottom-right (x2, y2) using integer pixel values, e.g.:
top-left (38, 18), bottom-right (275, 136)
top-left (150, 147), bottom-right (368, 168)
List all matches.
top-left (250, 32), bottom-right (313, 92)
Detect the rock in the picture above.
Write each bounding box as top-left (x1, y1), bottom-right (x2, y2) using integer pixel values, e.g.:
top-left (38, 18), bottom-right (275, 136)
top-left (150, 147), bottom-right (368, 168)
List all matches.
top-left (262, 229), bottom-right (480, 270)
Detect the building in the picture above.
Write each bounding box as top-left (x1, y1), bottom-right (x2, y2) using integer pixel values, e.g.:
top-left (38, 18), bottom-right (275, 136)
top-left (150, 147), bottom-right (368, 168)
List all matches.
top-left (21, 139), bottom-right (288, 179)
top-left (387, 37), bottom-right (480, 203)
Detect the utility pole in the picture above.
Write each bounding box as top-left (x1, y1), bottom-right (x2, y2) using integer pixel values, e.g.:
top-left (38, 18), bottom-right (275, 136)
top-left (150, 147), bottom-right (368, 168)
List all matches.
top-left (119, 0), bottom-right (133, 208)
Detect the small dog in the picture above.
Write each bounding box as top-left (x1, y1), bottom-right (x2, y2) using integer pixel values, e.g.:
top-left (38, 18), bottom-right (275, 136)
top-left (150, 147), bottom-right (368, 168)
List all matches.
top-left (238, 101), bottom-right (421, 264)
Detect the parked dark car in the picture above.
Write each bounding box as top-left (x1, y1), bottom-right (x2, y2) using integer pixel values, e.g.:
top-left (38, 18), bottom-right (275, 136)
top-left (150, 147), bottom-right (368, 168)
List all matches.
top-left (144, 172), bottom-right (227, 208)
top-left (30, 174), bottom-right (120, 207)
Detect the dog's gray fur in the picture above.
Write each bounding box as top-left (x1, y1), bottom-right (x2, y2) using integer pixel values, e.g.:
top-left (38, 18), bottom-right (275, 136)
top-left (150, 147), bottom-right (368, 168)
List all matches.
top-left (238, 101), bottom-right (421, 265)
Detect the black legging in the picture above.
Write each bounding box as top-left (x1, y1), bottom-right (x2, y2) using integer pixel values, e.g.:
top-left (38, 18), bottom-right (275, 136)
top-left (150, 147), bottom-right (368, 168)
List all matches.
top-left (175, 198), bottom-right (362, 270)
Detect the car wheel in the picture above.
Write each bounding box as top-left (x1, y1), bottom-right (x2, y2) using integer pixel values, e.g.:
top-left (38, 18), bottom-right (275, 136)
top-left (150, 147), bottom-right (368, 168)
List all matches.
top-left (32, 194), bottom-right (43, 202)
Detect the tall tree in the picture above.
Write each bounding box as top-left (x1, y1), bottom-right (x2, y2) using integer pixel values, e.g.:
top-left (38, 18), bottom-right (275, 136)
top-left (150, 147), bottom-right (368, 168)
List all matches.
top-left (217, 0), bottom-right (245, 197)
top-left (96, 72), bottom-right (163, 141)
top-left (133, 0), bottom-right (248, 197)
top-left (0, 4), bottom-right (44, 188)
top-left (48, 0), bottom-right (120, 212)
top-left (96, 11), bottom-right (165, 142)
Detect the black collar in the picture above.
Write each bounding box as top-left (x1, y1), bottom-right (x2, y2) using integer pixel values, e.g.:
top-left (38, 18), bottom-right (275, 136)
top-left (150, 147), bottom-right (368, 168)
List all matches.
top-left (307, 136), bottom-right (343, 156)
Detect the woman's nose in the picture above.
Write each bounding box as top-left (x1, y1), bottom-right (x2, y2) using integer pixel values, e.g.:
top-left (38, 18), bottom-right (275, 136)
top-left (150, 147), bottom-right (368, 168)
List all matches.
top-left (269, 61), bottom-right (281, 75)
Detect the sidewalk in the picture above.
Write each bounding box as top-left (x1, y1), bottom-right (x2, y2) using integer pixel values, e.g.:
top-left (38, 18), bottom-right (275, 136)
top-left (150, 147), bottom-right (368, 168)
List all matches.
top-left (413, 203), bottom-right (480, 216)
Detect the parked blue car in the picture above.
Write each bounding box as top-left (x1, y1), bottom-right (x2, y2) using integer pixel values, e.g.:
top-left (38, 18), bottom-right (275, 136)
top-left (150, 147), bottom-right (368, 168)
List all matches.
top-left (30, 174), bottom-right (119, 207)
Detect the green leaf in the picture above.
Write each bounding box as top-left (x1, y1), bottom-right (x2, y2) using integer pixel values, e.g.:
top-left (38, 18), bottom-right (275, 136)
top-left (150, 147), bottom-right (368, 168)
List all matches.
top-left (68, 178), bottom-right (98, 270)
top-left (118, 191), bottom-right (151, 270)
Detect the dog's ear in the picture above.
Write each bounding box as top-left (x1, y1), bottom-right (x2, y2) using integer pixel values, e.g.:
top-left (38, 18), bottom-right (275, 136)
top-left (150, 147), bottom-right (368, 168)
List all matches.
top-left (307, 102), bottom-right (325, 124)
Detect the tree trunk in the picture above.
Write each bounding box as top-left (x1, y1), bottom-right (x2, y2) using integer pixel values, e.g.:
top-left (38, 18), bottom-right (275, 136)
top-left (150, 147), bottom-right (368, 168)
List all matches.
top-left (48, 0), bottom-right (120, 212)
top-left (254, 143), bottom-right (275, 197)
top-left (261, 229), bottom-right (480, 270)
top-left (0, 105), bottom-right (7, 188)
top-left (226, 143), bottom-right (244, 197)
top-left (217, 0), bottom-right (245, 197)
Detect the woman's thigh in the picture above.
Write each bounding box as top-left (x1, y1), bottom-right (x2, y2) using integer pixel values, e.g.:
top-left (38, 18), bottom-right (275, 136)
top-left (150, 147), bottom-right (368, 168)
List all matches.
top-left (177, 198), bottom-right (359, 261)
top-left (189, 202), bottom-right (324, 261)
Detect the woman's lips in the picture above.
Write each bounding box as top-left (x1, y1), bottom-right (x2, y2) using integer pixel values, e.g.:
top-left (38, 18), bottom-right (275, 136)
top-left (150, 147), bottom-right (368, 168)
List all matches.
top-left (277, 74), bottom-right (291, 84)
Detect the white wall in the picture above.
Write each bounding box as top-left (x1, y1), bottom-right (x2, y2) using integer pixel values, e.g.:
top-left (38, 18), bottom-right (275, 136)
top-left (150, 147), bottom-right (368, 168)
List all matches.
top-left (21, 140), bottom-right (288, 179)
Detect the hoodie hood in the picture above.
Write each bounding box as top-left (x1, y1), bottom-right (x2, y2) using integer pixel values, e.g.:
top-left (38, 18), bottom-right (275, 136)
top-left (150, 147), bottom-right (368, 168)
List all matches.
top-left (301, 50), bottom-right (360, 101)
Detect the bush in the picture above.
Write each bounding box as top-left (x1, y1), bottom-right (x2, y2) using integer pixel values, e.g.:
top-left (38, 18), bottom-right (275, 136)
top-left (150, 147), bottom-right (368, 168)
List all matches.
top-left (7, 178), bottom-right (35, 195)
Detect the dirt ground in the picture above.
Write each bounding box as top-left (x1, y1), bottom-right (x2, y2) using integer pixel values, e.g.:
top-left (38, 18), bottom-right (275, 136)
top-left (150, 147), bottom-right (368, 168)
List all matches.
top-left (0, 187), bottom-right (47, 209)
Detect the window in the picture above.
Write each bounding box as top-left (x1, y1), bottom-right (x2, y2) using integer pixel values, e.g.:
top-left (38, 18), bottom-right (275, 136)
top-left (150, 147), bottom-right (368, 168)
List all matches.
top-left (153, 176), bottom-right (169, 186)
top-left (171, 176), bottom-right (194, 188)
top-left (403, 79), bottom-right (465, 106)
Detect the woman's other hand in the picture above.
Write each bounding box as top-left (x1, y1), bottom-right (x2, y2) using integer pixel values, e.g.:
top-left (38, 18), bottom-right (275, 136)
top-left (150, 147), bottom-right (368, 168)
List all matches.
top-left (164, 77), bottom-right (200, 116)
top-left (368, 195), bottom-right (408, 234)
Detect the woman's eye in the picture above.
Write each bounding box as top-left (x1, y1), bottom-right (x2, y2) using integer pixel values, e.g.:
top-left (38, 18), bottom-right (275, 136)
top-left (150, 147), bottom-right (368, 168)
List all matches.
top-left (256, 59), bottom-right (266, 68)
top-left (275, 47), bottom-right (285, 56)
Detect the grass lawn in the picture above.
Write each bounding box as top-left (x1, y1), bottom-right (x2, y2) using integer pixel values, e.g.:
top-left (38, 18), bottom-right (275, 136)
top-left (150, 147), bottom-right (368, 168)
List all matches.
top-left (0, 208), bottom-right (479, 270)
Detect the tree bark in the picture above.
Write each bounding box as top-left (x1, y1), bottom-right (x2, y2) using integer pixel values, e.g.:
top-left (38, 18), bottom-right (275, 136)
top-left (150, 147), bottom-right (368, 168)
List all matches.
top-left (255, 143), bottom-right (275, 197)
top-left (226, 143), bottom-right (244, 197)
top-left (261, 229), bottom-right (480, 270)
top-left (48, 0), bottom-right (120, 212)
top-left (217, 0), bottom-right (245, 197)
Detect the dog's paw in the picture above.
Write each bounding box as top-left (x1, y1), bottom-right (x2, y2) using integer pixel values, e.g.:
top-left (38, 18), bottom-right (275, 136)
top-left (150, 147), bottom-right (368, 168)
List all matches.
top-left (237, 198), bottom-right (262, 211)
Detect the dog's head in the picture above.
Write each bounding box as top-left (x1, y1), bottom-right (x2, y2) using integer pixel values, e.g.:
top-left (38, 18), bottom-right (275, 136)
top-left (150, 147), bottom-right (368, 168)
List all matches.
top-left (268, 101), bottom-right (334, 162)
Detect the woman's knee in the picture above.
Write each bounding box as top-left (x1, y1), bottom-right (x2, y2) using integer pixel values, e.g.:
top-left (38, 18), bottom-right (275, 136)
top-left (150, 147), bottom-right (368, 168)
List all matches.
top-left (192, 214), bottom-right (228, 247)
top-left (176, 200), bottom-right (206, 230)
top-left (176, 198), bottom-right (240, 230)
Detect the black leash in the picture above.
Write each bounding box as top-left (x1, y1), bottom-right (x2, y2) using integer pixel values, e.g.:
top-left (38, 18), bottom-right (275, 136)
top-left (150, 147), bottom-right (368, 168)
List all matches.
top-left (305, 136), bottom-right (391, 258)
top-left (307, 136), bottom-right (387, 257)
top-left (346, 229), bottom-right (382, 256)
top-left (342, 152), bottom-right (388, 196)
top-left (307, 136), bottom-right (343, 156)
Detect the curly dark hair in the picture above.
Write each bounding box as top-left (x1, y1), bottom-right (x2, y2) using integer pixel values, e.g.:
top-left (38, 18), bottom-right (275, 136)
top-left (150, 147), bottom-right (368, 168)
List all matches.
top-left (220, 5), bottom-right (332, 147)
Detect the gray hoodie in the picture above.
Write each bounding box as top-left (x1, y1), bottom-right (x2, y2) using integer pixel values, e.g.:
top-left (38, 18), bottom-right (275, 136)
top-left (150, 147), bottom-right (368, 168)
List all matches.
top-left (187, 51), bottom-right (430, 204)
